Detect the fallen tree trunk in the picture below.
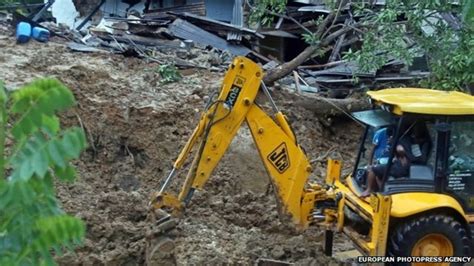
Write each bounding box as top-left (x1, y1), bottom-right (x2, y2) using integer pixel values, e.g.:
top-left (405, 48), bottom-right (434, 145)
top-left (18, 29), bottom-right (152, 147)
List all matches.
top-left (262, 0), bottom-right (354, 86)
top-left (256, 89), bottom-right (370, 117)
top-left (294, 94), bottom-right (370, 116)
top-left (263, 45), bottom-right (318, 86)
top-left (262, 25), bottom-right (355, 85)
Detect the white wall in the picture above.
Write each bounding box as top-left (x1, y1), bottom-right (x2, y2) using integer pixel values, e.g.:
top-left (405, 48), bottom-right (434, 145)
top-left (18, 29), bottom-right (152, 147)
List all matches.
top-left (49, 0), bottom-right (80, 28)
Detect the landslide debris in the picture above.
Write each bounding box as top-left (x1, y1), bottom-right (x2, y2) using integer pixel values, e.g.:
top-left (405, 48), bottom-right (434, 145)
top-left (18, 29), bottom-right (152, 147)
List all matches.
top-left (0, 25), bottom-right (360, 265)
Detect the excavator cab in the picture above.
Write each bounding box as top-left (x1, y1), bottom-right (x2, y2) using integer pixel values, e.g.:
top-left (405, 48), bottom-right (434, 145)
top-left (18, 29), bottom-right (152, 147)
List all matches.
top-left (350, 90), bottom-right (474, 208)
top-left (335, 89), bottom-right (474, 258)
top-left (351, 110), bottom-right (439, 194)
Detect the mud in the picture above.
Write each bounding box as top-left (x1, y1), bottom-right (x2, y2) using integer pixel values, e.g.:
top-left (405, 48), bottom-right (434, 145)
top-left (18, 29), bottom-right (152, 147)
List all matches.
top-left (0, 23), bottom-right (361, 265)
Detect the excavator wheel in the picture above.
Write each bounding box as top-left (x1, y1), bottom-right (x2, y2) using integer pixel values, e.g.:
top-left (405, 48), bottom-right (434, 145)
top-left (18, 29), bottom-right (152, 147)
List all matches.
top-left (388, 214), bottom-right (471, 265)
top-left (145, 209), bottom-right (179, 265)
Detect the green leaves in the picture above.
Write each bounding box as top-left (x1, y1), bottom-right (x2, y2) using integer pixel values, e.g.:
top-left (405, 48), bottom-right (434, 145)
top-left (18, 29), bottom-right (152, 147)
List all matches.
top-left (0, 80), bottom-right (6, 105)
top-left (0, 81), bottom-right (6, 180)
top-left (248, 0), bottom-right (287, 27)
top-left (32, 215), bottom-right (85, 255)
top-left (302, 33), bottom-right (320, 46)
top-left (463, 0), bottom-right (474, 25)
top-left (11, 78), bottom-right (74, 139)
top-left (7, 78), bottom-right (86, 182)
top-left (0, 78), bottom-right (87, 265)
top-left (9, 128), bottom-right (86, 181)
top-left (344, 0), bottom-right (473, 91)
top-left (157, 64), bottom-right (182, 84)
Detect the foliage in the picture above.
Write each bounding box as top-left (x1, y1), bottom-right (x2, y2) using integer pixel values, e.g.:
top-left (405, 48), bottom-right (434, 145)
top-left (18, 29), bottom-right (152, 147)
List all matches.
top-left (157, 64), bottom-right (182, 84)
top-left (345, 0), bottom-right (473, 91)
top-left (249, 0), bottom-right (474, 91)
top-left (301, 17), bottom-right (325, 46)
top-left (0, 79), bottom-right (87, 265)
top-left (248, 0), bottom-right (287, 26)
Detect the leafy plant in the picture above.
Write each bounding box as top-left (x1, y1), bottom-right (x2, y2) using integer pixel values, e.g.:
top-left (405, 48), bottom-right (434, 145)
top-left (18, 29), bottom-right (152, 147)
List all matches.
top-left (344, 0), bottom-right (473, 91)
top-left (157, 64), bottom-right (181, 84)
top-left (248, 0), bottom-right (287, 26)
top-left (249, 0), bottom-right (474, 92)
top-left (0, 79), bottom-right (87, 265)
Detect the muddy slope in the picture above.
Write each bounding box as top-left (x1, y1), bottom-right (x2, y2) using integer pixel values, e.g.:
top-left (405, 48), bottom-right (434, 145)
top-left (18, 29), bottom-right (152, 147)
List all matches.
top-left (0, 24), bottom-right (361, 265)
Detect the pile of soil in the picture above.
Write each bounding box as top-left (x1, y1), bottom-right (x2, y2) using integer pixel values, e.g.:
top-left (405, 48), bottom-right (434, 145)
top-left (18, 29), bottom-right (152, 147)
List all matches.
top-left (0, 24), bottom-right (361, 265)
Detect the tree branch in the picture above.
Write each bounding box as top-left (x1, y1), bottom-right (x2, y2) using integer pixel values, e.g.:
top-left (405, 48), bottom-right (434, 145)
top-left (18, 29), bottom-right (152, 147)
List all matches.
top-left (263, 23), bottom-right (360, 85)
top-left (322, 0), bottom-right (347, 38)
top-left (245, 0), bottom-right (313, 35)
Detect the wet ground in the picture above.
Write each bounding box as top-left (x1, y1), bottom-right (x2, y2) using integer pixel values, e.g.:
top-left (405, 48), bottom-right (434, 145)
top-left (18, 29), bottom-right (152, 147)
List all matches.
top-left (0, 24), bottom-right (362, 265)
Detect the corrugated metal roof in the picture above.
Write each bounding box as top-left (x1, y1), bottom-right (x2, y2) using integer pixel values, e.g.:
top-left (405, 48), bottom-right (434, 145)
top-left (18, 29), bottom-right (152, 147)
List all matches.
top-left (168, 18), bottom-right (251, 55)
top-left (227, 0), bottom-right (243, 42)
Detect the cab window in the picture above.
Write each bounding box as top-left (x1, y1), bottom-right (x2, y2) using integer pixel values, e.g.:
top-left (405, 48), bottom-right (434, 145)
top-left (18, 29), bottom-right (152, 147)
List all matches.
top-left (446, 120), bottom-right (474, 211)
top-left (448, 121), bottom-right (474, 173)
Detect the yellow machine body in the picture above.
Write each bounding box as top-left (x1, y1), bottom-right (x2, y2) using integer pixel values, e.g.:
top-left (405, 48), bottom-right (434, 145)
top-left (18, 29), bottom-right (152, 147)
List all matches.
top-left (150, 57), bottom-right (474, 258)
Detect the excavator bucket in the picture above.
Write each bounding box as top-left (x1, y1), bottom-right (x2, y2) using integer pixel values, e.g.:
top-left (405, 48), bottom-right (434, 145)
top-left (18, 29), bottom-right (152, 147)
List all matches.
top-left (145, 209), bottom-right (177, 264)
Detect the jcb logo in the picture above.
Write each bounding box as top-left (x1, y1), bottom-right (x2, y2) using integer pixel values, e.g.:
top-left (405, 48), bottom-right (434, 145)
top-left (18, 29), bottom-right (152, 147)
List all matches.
top-left (225, 86), bottom-right (241, 108)
top-left (268, 143), bottom-right (290, 173)
top-left (224, 75), bottom-right (245, 108)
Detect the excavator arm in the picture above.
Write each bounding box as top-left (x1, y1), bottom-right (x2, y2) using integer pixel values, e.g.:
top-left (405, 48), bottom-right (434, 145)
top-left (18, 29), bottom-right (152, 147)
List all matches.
top-left (150, 56), bottom-right (328, 228)
top-left (146, 57), bottom-right (395, 263)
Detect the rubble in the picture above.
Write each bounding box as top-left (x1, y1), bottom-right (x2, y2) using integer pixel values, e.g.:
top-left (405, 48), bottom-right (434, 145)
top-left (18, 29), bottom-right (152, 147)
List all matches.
top-left (0, 1), bottom-right (470, 264)
top-left (3, 0), bottom-right (439, 97)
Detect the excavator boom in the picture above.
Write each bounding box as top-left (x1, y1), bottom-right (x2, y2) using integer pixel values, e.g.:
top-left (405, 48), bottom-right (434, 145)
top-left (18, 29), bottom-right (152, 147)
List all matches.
top-left (146, 57), bottom-right (403, 263)
top-left (147, 57), bottom-right (474, 262)
top-left (150, 56), bottom-right (320, 227)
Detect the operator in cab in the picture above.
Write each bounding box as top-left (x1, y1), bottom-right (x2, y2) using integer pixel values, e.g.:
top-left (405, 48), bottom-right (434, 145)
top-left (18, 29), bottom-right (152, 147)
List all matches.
top-left (361, 122), bottom-right (431, 197)
top-left (361, 144), bottom-right (410, 197)
top-left (370, 127), bottom-right (394, 165)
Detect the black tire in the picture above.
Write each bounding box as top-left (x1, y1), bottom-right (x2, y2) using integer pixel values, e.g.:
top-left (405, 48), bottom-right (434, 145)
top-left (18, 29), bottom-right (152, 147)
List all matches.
top-left (388, 214), bottom-right (471, 260)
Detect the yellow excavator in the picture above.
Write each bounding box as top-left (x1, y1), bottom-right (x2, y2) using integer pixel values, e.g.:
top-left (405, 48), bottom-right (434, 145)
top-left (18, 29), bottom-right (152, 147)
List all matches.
top-left (146, 56), bottom-right (474, 263)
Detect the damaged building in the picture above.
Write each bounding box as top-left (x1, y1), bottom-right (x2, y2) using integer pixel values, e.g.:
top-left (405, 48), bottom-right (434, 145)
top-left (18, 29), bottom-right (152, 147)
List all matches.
top-left (3, 0), bottom-right (459, 96)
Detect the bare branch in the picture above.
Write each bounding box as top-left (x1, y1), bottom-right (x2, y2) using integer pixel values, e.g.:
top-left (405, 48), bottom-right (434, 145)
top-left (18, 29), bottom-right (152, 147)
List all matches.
top-left (323, 0), bottom-right (347, 38)
top-left (321, 23), bottom-right (359, 46)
